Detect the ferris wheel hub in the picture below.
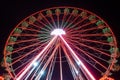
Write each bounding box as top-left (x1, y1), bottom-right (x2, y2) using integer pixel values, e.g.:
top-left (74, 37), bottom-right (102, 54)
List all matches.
top-left (50, 28), bottom-right (66, 35)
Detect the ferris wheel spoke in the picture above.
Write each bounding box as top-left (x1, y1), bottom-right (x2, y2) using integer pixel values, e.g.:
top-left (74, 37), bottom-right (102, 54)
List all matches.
top-left (29, 23), bottom-right (50, 32)
top-left (36, 19), bottom-right (53, 30)
top-left (69, 33), bottom-right (111, 38)
top-left (10, 39), bottom-right (49, 53)
top-left (62, 13), bottom-right (73, 28)
top-left (63, 16), bottom-right (76, 29)
top-left (58, 46), bottom-right (63, 80)
top-left (12, 41), bottom-right (41, 54)
top-left (62, 39), bottom-right (96, 80)
top-left (61, 44), bottom-right (79, 79)
top-left (67, 38), bottom-right (110, 57)
top-left (62, 45), bottom-right (85, 80)
top-left (77, 20), bottom-right (97, 30)
top-left (65, 16), bottom-right (90, 32)
top-left (8, 38), bottom-right (40, 45)
top-left (11, 46), bottom-right (47, 66)
top-left (30, 63), bottom-right (41, 80)
top-left (60, 35), bottom-right (96, 80)
top-left (68, 62), bottom-right (76, 80)
top-left (67, 35), bottom-right (114, 46)
top-left (27, 45), bottom-right (55, 80)
top-left (16, 36), bottom-right (57, 80)
top-left (40, 13), bottom-right (54, 28)
top-left (60, 13), bottom-right (66, 28)
top-left (67, 21), bottom-right (97, 34)
top-left (75, 46), bottom-right (108, 70)
top-left (67, 45), bottom-right (108, 75)
top-left (12, 39), bottom-right (51, 61)
top-left (13, 60), bottom-right (34, 79)
top-left (11, 37), bottom-right (50, 54)
top-left (13, 57), bottom-right (33, 72)
top-left (64, 9), bottom-right (89, 29)
top-left (79, 49), bottom-right (109, 63)
top-left (46, 54), bottom-right (56, 80)
top-left (27, 22), bottom-right (43, 30)
top-left (68, 40), bottom-right (109, 63)
top-left (12, 33), bottom-right (38, 37)
top-left (38, 31), bottom-right (51, 35)
top-left (80, 33), bottom-right (111, 37)
top-left (76, 52), bottom-right (104, 74)
top-left (24, 66), bottom-right (36, 80)
top-left (27, 40), bottom-right (56, 79)
top-left (35, 43), bottom-right (59, 80)
top-left (37, 17), bottom-right (54, 31)
top-left (15, 65), bottom-right (28, 79)
top-left (81, 38), bottom-right (114, 46)
top-left (23, 18), bottom-right (50, 32)
top-left (12, 33), bottom-right (50, 40)
top-left (78, 26), bottom-right (104, 33)
top-left (30, 49), bottom-right (53, 80)
top-left (47, 52), bottom-right (58, 80)
top-left (50, 15), bottom-right (57, 28)
top-left (67, 26), bottom-right (99, 34)
top-left (64, 15), bottom-right (81, 29)
top-left (69, 42), bottom-right (108, 70)
top-left (56, 13), bottom-right (60, 28)
top-left (17, 51), bottom-right (47, 79)
top-left (19, 27), bottom-right (41, 33)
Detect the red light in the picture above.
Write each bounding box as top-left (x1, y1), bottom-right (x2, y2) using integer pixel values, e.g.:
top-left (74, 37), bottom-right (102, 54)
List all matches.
top-left (99, 76), bottom-right (114, 80)
top-left (0, 76), bottom-right (4, 80)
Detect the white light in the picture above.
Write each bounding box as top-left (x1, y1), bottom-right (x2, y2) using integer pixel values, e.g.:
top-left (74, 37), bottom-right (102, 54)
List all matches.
top-left (51, 29), bottom-right (66, 35)
top-left (75, 69), bottom-right (79, 74)
top-left (59, 35), bottom-right (96, 80)
top-left (33, 62), bottom-right (38, 67)
top-left (77, 61), bottom-right (81, 65)
top-left (40, 70), bottom-right (44, 75)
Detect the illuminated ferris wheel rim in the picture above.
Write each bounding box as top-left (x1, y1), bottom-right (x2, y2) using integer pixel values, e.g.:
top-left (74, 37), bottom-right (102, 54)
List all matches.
top-left (3, 7), bottom-right (116, 39)
top-left (3, 6), bottom-right (119, 80)
top-left (5, 6), bottom-right (118, 45)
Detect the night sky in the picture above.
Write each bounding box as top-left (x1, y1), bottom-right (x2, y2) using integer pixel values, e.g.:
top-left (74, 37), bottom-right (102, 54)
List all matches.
top-left (0, 0), bottom-right (120, 80)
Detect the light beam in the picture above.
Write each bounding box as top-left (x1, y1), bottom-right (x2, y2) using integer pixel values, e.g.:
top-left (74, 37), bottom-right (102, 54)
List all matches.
top-left (51, 28), bottom-right (66, 35)
top-left (59, 35), bottom-right (96, 80)
top-left (16, 36), bottom-right (57, 80)
top-left (33, 61), bottom-right (39, 67)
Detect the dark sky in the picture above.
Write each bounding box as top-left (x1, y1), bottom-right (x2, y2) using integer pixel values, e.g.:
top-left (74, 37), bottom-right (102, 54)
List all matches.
top-left (0, 0), bottom-right (120, 80)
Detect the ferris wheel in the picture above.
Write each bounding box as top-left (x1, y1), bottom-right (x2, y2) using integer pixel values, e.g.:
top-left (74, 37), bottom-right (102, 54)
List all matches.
top-left (3, 6), bottom-right (120, 80)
